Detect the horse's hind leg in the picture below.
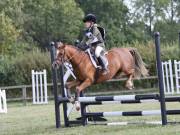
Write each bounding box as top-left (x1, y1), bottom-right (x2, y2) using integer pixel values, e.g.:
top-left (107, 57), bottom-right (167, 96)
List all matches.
top-left (124, 68), bottom-right (135, 90)
top-left (125, 73), bottom-right (134, 90)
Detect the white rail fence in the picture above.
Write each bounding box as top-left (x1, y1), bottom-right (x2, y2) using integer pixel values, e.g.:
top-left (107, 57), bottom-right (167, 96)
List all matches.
top-left (0, 89), bottom-right (7, 113)
top-left (32, 70), bottom-right (48, 104)
top-left (174, 60), bottom-right (180, 93)
top-left (162, 60), bottom-right (180, 94)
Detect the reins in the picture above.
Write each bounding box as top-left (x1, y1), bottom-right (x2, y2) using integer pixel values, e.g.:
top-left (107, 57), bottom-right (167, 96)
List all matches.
top-left (58, 46), bottom-right (86, 67)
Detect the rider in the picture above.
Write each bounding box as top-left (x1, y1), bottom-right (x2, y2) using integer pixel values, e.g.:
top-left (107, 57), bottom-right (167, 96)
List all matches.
top-left (80, 13), bottom-right (108, 74)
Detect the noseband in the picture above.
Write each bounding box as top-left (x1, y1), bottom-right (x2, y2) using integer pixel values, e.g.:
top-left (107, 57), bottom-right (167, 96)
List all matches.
top-left (55, 47), bottom-right (85, 65)
top-left (54, 48), bottom-right (65, 65)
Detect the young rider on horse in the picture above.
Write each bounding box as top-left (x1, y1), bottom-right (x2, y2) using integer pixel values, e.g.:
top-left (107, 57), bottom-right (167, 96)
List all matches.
top-left (79, 14), bottom-right (108, 74)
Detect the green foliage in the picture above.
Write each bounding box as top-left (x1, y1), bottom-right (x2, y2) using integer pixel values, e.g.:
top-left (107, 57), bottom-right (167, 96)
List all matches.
top-left (0, 0), bottom-right (25, 28)
top-left (125, 41), bottom-right (179, 75)
top-left (154, 21), bottom-right (180, 43)
top-left (22, 0), bottom-right (84, 46)
top-left (1, 41), bottom-right (179, 87)
top-left (130, 0), bottom-right (179, 38)
top-left (0, 0), bottom-right (179, 87)
top-left (0, 49), bottom-right (51, 86)
top-left (0, 12), bottom-right (20, 55)
top-left (125, 22), bottom-right (151, 42)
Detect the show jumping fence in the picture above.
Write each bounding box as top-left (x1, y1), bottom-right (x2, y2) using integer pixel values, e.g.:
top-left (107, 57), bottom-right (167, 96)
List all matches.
top-left (162, 60), bottom-right (180, 94)
top-left (50, 32), bottom-right (180, 128)
top-left (32, 70), bottom-right (48, 104)
top-left (0, 89), bottom-right (7, 113)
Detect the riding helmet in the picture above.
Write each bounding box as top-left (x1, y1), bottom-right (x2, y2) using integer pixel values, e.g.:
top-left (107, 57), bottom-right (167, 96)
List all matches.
top-left (83, 14), bottom-right (96, 23)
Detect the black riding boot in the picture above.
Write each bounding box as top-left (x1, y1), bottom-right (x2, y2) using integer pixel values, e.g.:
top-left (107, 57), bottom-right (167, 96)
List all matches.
top-left (97, 57), bottom-right (108, 74)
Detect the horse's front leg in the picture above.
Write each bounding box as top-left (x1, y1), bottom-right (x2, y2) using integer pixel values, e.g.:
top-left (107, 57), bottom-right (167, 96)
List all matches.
top-left (66, 80), bottom-right (81, 90)
top-left (65, 80), bottom-right (80, 102)
top-left (75, 79), bottom-right (93, 111)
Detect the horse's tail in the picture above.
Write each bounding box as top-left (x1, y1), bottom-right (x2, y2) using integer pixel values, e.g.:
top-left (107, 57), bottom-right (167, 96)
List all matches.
top-left (129, 48), bottom-right (148, 78)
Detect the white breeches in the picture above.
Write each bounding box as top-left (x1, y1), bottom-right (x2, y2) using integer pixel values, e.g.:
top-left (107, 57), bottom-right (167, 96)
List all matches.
top-left (95, 46), bottom-right (104, 57)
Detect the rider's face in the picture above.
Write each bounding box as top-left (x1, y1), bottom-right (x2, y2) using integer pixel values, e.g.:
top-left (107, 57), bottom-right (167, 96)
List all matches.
top-left (84, 21), bottom-right (92, 28)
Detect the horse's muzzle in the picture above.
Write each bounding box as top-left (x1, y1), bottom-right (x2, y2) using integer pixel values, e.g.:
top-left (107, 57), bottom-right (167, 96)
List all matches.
top-left (52, 59), bottom-right (62, 69)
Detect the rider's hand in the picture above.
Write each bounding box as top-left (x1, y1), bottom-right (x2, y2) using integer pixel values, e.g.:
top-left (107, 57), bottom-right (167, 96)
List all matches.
top-left (78, 43), bottom-right (90, 51)
top-left (74, 39), bottom-right (80, 46)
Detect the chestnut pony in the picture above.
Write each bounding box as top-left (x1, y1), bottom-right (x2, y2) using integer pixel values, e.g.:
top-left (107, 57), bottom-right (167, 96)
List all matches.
top-left (53, 42), bottom-right (148, 110)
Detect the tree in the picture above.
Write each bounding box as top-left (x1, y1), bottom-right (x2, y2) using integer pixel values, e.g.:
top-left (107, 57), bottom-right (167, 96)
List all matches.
top-left (154, 20), bottom-right (180, 43)
top-left (131, 0), bottom-right (169, 36)
top-left (0, 0), bottom-right (25, 29)
top-left (22, 0), bottom-right (84, 47)
top-left (0, 12), bottom-right (20, 55)
top-left (163, 0), bottom-right (180, 23)
top-left (177, 0), bottom-right (180, 21)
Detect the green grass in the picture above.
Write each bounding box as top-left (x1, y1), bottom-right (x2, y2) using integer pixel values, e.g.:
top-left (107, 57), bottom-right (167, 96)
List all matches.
top-left (1, 101), bottom-right (180, 135)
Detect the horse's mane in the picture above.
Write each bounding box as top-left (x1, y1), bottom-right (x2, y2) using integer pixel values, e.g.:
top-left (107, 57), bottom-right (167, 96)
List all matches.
top-left (64, 44), bottom-right (85, 53)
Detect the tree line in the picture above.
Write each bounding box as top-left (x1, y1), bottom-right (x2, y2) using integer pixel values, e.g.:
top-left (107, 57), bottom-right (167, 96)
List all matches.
top-left (0, 0), bottom-right (180, 55)
top-left (0, 0), bottom-right (179, 86)
top-left (0, 0), bottom-right (180, 56)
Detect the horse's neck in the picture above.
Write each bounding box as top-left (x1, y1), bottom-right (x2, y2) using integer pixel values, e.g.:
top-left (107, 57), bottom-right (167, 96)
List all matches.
top-left (65, 45), bottom-right (85, 66)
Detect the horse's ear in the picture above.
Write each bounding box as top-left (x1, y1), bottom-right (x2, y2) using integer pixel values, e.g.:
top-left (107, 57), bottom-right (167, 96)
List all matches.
top-left (55, 41), bottom-right (65, 49)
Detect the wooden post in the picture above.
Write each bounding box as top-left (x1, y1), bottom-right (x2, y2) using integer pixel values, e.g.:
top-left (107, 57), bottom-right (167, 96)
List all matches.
top-left (22, 87), bottom-right (27, 106)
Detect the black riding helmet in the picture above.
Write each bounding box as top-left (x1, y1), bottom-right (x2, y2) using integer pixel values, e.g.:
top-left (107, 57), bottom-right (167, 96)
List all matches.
top-left (83, 14), bottom-right (96, 23)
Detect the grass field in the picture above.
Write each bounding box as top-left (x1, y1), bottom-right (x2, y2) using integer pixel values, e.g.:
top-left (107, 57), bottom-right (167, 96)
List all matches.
top-left (1, 101), bottom-right (180, 135)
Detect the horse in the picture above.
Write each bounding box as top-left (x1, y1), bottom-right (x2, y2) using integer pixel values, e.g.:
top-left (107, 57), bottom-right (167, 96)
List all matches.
top-left (53, 42), bottom-right (148, 110)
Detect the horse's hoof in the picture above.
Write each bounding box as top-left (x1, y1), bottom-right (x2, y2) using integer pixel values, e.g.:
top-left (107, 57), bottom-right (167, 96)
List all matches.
top-left (76, 106), bottom-right (80, 111)
top-left (75, 101), bottom-right (80, 111)
top-left (127, 86), bottom-right (134, 90)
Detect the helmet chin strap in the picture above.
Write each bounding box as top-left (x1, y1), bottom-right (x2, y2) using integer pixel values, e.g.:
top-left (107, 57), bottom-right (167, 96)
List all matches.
top-left (90, 22), bottom-right (94, 26)
top-left (88, 22), bottom-right (94, 29)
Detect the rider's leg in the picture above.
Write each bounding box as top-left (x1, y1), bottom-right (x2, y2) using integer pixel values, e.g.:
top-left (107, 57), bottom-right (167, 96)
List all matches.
top-left (99, 54), bottom-right (108, 70)
top-left (95, 46), bottom-right (108, 73)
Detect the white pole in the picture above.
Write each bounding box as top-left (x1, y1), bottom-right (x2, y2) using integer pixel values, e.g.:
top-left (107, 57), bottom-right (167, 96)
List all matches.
top-left (63, 70), bottom-right (71, 83)
top-left (0, 90), bottom-right (2, 112)
top-left (169, 60), bottom-right (174, 94)
top-left (165, 62), bottom-right (170, 94)
top-left (3, 90), bottom-right (7, 113)
top-left (64, 62), bottom-right (76, 79)
top-left (32, 70), bottom-right (36, 104)
top-left (43, 70), bottom-right (48, 103)
top-left (63, 70), bottom-right (72, 97)
top-left (40, 72), bottom-right (43, 103)
top-left (35, 72), bottom-right (39, 103)
top-left (0, 90), bottom-right (7, 113)
top-left (162, 62), bottom-right (167, 94)
top-left (174, 60), bottom-right (180, 93)
top-left (63, 63), bottom-right (76, 98)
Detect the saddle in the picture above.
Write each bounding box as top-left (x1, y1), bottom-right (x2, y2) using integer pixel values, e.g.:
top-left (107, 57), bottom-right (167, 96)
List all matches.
top-left (85, 48), bottom-right (107, 69)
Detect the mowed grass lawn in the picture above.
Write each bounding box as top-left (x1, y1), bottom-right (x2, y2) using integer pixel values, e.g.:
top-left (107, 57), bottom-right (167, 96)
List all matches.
top-left (1, 101), bottom-right (180, 135)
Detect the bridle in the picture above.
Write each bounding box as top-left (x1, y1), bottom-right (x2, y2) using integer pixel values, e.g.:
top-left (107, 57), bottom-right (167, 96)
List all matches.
top-left (55, 46), bottom-right (86, 66)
